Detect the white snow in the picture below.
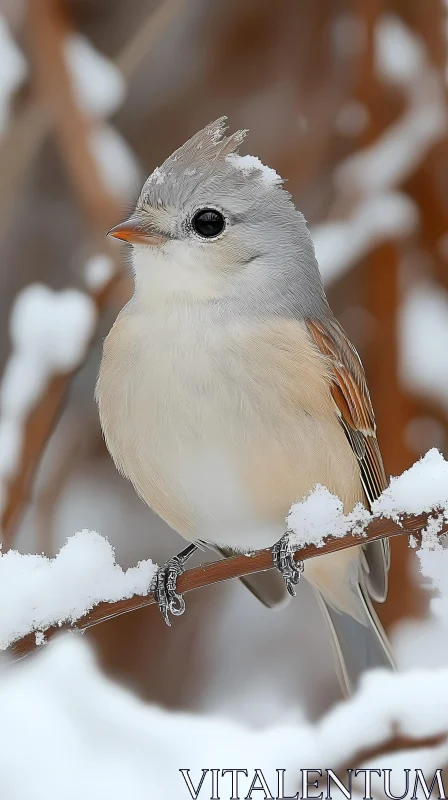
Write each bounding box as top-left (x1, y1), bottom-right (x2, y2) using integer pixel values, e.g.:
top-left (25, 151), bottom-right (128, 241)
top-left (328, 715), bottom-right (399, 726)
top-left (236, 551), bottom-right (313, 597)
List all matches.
top-left (84, 253), bottom-right (115, 292)
top-left (372, 448), bottom-right (448, 519)
top-left (0, 530), bottom-right (156, 650)
top-left (2, 635), bottom-right (448, 800)
top-left (0, 15), bottom-right (27, 138)
top-left (313, 192), bottom-right (417, 285)
top-left (64, 34), bottom-right (125, 118)
top-left (375, 14), bottom-right (424, 85)
top-left (64, 34), bottom-right (140, 201)
top-left (0, 637), bottom-right (306, 800)
top-left (0, 285), bottom-right (96, 516)
top-left (399, 282), bottom-right (448, 412)
top-left (419, 546), bottom-right (448, 624)
top-left (288, 449), bottom-right (448, 549)
top-left (287, 486), bottom-right (370, 548)
top-left (89, 123), bottom-right (140, 201)
top-left (9, 285), bottom-right (96, 374)
top-left (225, 153), bottom-right (281, 185)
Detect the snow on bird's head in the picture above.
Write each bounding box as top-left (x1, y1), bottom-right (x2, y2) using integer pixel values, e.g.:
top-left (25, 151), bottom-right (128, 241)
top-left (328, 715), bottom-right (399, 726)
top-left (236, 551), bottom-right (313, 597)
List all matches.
top-left (138, 117), bottom-right (283, 211)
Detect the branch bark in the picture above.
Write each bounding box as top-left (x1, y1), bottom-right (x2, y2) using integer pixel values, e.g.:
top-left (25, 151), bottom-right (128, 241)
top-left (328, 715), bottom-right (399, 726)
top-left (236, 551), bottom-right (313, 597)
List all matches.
top-left (9, 509), bottom-right (448, 660)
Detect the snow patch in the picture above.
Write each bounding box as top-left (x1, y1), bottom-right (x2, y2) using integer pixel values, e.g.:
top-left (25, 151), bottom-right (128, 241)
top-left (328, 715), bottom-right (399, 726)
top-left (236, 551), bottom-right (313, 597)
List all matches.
top-left (399, 283), bottom-right (448, 412)
top-left (0, 531), bottom-right (156, 650)
top-left (375, 14), bottom-right (424, 84)
top-left (0, 285), bottom-right (96, 516)
top-left (288, 449), bottom-right (448, 549)
top-left (84, 253), bottom-right (115, 292)
top-left (89, 123), bottom-right (140, 200)
top-left (64, 34), bottom-right (125, 118)
top-left (225, 153), bottom-right (281, 185)
top-left (288, 486), bottom-right (370, 548)
top-left (2, 635), bottom-right (448, 799)
top-left (373, 449), bottom-right (448, 519)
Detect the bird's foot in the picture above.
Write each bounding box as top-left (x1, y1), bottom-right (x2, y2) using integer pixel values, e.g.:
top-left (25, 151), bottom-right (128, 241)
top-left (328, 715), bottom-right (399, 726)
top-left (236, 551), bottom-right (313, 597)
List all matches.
top-left (272, 531), bottom-right (304, 597)
top-left (151, 543), bottom-right (197, 626)
top-left (151, 556), bottom-right (186, 626)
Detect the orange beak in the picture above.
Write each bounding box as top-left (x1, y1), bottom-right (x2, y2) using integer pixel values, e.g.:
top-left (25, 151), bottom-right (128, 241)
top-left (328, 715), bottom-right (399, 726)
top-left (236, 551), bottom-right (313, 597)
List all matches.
top-left (107, 217), bottom-right (166, 246)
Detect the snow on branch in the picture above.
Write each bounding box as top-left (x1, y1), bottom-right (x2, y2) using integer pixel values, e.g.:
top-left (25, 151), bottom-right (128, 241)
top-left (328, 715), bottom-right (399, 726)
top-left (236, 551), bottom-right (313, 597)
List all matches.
top-left (6, 450), bottom-right (448, 660)
top-left (0, 286), bottom-right (96, 524)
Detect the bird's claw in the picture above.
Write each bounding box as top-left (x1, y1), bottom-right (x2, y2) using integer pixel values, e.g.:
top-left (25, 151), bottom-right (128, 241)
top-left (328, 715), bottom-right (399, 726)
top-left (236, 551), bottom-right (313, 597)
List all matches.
top-left (272, 531), bottom-right (304, 596)
top-left (151, 556), bottom-right (186, 626)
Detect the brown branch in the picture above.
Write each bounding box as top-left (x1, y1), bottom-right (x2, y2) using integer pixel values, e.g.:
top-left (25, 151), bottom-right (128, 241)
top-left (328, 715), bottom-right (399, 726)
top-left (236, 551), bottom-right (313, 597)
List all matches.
top-left (9, 509), bottom-right (448, 660)
top-left (336, 725), bottom-right (448, 800)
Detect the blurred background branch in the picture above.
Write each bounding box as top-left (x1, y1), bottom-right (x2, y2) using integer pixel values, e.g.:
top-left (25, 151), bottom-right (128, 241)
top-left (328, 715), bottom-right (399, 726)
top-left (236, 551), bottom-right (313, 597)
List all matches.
top-left (0, 0), bottom-right (183, 545)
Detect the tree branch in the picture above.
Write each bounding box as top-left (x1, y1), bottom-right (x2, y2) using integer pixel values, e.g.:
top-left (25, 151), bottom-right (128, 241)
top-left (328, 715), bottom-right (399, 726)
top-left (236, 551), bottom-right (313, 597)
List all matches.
top-left (9, 509), bottom-right (447, 660)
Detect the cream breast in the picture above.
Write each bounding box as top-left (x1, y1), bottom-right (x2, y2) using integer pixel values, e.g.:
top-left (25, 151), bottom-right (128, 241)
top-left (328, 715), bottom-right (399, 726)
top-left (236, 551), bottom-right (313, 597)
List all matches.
top-left (96, 300), bottom-right (364, 551)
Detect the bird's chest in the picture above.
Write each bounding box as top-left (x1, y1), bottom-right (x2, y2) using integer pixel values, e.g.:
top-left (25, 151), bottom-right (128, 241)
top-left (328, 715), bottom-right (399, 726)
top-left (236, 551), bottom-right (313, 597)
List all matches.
top-left (97, 307), bottom-right (347, 546)
top-left (98, 309), bottom-right (258, 531)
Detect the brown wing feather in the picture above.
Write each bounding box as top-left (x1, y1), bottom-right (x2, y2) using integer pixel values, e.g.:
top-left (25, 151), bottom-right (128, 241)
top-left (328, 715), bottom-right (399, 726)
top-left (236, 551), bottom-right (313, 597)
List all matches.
top-left (306, 317), bottom-right (390, 599)
top-left (306, 318), bottom-right (387, 504)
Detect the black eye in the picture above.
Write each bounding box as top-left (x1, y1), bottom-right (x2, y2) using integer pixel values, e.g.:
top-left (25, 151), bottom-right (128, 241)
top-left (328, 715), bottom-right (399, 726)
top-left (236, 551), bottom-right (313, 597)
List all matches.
top-left (192, 208), bottom-right (225, 238)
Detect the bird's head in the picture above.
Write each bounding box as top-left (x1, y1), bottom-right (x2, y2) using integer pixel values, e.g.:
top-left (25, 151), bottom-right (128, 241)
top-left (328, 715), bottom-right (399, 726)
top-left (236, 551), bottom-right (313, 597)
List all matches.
top-left (109, 118), bottom-right (320, 307)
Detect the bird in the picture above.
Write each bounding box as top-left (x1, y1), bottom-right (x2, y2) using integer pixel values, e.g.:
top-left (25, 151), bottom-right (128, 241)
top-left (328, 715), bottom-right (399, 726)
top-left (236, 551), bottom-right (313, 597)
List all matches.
top-left (96, 117), bottom-right (394, 694)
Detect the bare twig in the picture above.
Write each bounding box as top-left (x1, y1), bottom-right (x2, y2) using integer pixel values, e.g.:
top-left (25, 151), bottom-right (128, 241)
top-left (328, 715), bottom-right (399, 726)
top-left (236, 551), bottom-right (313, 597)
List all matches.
top-left (9, 509), bottom-right (448, 659)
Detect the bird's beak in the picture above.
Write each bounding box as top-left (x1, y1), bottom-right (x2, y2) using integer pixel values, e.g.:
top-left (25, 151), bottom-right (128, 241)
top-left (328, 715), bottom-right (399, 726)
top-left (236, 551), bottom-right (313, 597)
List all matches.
top-left (107, 217), bottom-right (167, 246)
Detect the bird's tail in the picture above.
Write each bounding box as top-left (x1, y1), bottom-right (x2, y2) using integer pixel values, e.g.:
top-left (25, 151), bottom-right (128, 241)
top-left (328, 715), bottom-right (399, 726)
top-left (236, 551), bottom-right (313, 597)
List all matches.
top-left (316, 582), bottom-right (395, 695)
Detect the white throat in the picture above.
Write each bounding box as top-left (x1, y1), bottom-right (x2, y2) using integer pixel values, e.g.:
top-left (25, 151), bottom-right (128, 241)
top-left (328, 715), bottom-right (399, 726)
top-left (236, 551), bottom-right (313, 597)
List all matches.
top-left (132, 244), bottom-right (230, 305)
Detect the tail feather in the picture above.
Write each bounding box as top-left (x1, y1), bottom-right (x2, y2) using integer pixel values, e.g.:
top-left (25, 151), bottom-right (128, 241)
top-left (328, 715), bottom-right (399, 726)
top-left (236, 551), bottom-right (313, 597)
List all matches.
top-left (316, 583), bottom-right (395, 695)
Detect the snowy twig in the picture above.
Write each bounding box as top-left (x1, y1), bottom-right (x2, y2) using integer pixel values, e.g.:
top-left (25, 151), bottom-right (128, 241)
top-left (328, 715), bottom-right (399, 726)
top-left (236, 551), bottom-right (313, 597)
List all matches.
top-left (8, 508), bottom-right (448, 659)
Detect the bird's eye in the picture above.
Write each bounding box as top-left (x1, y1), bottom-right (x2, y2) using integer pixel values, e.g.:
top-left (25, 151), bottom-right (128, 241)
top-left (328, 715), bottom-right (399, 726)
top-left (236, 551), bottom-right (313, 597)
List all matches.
top-left (191, 208), bottom-right (225, 238)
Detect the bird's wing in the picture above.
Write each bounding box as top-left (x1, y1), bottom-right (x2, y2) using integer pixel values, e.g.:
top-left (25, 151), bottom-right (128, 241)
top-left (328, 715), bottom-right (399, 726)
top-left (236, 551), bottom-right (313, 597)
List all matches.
top-left (306, 316), bottom-right (390, 602)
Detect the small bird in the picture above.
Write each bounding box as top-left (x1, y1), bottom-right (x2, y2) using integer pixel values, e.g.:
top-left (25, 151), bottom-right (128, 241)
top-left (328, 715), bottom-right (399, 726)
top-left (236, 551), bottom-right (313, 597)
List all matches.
top-left (96, 118), bottom-right (394, 693)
